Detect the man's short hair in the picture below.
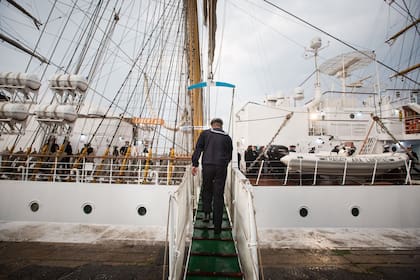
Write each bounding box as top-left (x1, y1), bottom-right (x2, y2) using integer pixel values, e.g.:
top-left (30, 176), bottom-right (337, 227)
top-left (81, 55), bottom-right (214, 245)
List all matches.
top-left (210, 118), bottom-right (223, 126)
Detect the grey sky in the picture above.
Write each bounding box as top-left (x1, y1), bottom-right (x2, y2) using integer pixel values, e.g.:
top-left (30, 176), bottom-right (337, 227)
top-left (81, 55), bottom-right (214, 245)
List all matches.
top-left (208, 0), bottom-right (419, 123)
top-left (0, 0), bottom-right (418, 128)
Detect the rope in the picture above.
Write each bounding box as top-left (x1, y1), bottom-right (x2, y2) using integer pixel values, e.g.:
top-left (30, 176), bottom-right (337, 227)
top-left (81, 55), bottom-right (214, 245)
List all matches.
top-left (11, 0), bottom-right (59, 151)
top-left (246, 112), bottom-right (293, 173)
top-left (78, 0), bottom-right (174, 155)
top-left (263, 0), bottom-right (420, 86)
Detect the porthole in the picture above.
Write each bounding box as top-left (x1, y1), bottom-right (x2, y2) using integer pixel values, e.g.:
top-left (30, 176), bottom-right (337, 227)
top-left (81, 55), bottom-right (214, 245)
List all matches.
top-left (82, 203), bottom-right (93, 215)
top-left (349, 113), bottom-right (355, 119)
top-left (137, 205), bottom-right (147, 216)
top-left (299, 207), bottom-right (309, 218)
top-left (29, 201), bottom-right (39, 212)
top-left (351, 206), bottom-right (360, 217)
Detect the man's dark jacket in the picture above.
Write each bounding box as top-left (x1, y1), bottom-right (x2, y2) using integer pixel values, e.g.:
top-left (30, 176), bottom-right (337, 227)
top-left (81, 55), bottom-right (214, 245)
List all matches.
top-left (192, 128), bottom-right (233, 167)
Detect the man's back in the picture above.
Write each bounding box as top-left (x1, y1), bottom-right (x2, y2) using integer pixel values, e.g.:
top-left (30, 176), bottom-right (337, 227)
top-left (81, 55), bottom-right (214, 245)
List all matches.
top-left (191, 118), bottom-right (232, 234)
top-left (192, 128), bottom-right (232, 167)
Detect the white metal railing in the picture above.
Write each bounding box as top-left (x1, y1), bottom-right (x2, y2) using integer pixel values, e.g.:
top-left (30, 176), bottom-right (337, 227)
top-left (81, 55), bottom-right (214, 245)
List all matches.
top-left (164, 166), bottom-right (200, 280)
top-left (0, 155), bottom-right (188, 185)
top-left (226, 167), bottom-right (261, 279)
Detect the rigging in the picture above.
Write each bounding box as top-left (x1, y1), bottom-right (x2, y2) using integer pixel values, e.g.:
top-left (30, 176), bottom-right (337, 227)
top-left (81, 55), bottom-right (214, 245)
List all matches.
top-left (263, 0), bottom-right (420, 86)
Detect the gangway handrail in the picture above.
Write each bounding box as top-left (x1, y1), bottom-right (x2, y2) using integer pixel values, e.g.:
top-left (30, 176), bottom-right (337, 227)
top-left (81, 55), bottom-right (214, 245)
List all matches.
top-left (229, 167), bottom-right (263, 279)
top-left (163, 166), bottom-right (199, 280)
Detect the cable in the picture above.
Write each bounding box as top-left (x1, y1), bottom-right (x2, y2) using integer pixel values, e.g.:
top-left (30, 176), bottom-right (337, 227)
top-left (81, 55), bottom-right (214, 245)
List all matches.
top-left (263, 0), bottom-right (419, 86)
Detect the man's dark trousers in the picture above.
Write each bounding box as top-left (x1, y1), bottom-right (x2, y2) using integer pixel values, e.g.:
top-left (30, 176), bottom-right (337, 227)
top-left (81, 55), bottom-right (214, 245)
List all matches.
top-left (201, 164), bottom-right (228, 230)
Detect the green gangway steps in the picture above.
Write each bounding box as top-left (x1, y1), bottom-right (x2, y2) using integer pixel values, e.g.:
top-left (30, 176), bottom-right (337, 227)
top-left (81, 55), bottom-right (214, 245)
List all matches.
top-left (185, 202), bottom-right (243, 279)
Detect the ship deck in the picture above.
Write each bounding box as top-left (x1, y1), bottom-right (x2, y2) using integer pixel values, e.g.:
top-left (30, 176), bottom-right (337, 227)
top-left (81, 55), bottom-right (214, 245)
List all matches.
top-left (1, 241), bottom-right (419, 279)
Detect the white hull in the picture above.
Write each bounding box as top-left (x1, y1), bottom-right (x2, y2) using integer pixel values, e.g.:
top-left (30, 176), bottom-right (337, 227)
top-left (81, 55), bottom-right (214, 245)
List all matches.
top-left (0, 180), bottom-right (175, 229)
top-left (1, 175), bottom-right (417, 229)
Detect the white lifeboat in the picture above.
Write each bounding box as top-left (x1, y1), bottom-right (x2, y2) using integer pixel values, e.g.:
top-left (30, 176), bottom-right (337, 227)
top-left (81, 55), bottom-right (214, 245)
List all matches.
top-left (55, 104), bottom-right (77, 122)
top-left (35, 104), bottom-right (77, 122)
top-left (49, 74), bottom-right (88, 93)
top-left (280, 152), bottom-right (408, 176)
top-left (0, 72), bottom-right (41, 92)
top-left (0, 102), bottom-right (29, 121)
top-left (35, 104), bottom-right (49, 119)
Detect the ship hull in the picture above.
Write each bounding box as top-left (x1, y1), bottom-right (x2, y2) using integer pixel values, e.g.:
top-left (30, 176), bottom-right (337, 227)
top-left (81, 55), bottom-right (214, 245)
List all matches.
top-left (0, 180), bottom-right (175, 228)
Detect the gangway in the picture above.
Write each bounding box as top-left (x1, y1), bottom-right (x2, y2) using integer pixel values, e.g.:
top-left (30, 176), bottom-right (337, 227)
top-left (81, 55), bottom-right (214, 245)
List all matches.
top-left (185, 197), bottom-right (243, 279)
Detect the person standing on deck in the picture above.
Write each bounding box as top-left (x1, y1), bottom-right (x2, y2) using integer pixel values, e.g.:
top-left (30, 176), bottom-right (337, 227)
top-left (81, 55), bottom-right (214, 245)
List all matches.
top-left (407, 146), bottom-right (420, 173)
top-left (191, 118), bottom-right (233, 234)
top-left (120, 141), bottom-right (130, 156)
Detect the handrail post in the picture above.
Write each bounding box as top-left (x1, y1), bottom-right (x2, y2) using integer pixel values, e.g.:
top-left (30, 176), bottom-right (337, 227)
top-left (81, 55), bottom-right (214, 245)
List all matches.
top-left (71, 168), bottom-right (79, 183)
top-left (342, 159), bottom-right (348, 185)
top-left (25, 157), bottom-right (30, 181)
top-left (18, 165), bottom-right (25, 180)
top-left (137, 158), bottom-right (142, 184)
top-left (255, 160), bottom-right (264, 185)
top-left (284, 159), bottom-right (291, 185)
top-left (109, 159), bottom-right (113, 184)
top-left (53, 157), bottom-right (58, 182)
top-left (152, 170), bottom-right (159, 185)
top-left (82, 158), bottom-right (86, 182)
top-left (299, 158), bottom-right (302, 186)
top-left (313, 159), bottom-right (319, 185)
top-left (371, 160), bottom-right (378, 185)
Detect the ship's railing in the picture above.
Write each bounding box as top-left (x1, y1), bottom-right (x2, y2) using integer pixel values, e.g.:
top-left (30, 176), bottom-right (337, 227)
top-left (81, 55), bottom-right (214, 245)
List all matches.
top-left (243, 158), bottom-right (418, 186)
top-left (0, 154), bottom-right (190, 185)
top-left (165, 166), bottom-right (200, 280)
top-left (225, 167), bottom-right (261, 279)
top-left (383, 88), bottom-right (419, 107)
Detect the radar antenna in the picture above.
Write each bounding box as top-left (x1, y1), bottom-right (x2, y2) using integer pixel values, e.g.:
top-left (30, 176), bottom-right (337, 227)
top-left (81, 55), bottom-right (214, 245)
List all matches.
top-left (304, 37), bottom-right (328, 88)
top-left (319, 51), bottom-right (375, 92)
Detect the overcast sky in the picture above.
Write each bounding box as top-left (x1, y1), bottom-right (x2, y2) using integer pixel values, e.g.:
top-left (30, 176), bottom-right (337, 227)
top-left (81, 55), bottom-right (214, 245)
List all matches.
top-left (208, 0), bottom-right (419, 124)
top-left (0, 0), bottom-right (418, 128)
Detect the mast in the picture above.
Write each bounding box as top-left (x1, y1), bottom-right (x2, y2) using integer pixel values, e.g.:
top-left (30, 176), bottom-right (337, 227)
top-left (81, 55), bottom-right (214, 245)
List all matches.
top-left (385, 18), bottom-right (420, 45)
top-left (5, 0), bottom-right (42, 29)
top-left (185, 0), bottom-right (204, 145)
top-left (0, 33), bottom-right (49, 64)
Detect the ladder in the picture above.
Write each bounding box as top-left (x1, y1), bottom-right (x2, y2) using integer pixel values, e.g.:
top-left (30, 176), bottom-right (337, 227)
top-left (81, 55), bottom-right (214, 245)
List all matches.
top-left (185, 197), bottom-right (243, 279)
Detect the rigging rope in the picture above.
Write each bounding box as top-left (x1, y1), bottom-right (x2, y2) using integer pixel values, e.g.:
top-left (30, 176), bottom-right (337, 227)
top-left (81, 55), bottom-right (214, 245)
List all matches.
top-left (263, 0), bottom-right (420, 86)
top-left (73, 0), bottom-right (179, 167)
top-left (246, 112), bottom-right (293, 173)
